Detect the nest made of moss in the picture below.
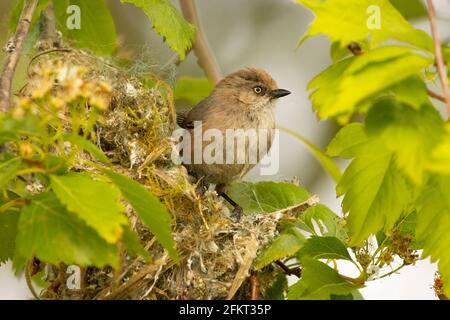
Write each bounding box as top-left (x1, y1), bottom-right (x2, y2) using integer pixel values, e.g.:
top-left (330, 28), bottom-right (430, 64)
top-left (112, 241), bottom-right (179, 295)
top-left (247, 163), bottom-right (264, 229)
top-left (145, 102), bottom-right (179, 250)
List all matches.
top-left (17, 49), bottom-right (318, 300)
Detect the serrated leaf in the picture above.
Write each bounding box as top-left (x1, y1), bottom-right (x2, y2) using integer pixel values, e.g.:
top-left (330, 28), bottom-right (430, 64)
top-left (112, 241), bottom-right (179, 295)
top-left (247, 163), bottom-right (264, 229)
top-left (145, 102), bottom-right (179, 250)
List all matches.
top-left (386, 76), bottom-right (430, 109)
top-left (104, 170), bottom-right (178, 263)
top-left (415, 176), bottom-right (450, 296)
top-left (0, 210), bottom-right (19, 264)
top-left (120, 0), bottom-right (195, 60)
top-left (298, 236), bottom-right (352, 261)
top-left (280, 127), bottom-right (341, 182)
top-left (365, 99), bottom-right (446, 185)
top-left (16, 193), bottom-right (119, 268)
top-left (337, 138), bottom-right (412, 245)
top-left (122, 226), bottom-right (151, 262)
top-left (0, 157), bottom-right (22, 190)
top-left (287, 258), bottom-right (361, 300)
top-left (297, 0), bottom-right (432, 51)
top-left (254, 229), bottom-right (306, 270)
top-left (300, 204), bottom-right (347, 242)
top-left (308, 46), bottom-right (433, 121)
top-left (50, 172), bottom-right (127, 244)
top-left (327, 123), bottom-right (367, 159)
top-left (54, 0), bottom-right (117, 55)
top-left (227, 181), bottom-right (310, 215)
top-left (174, 77), bottom-right (214, 105)
top-left (64, 134), bottom-right (111, 165)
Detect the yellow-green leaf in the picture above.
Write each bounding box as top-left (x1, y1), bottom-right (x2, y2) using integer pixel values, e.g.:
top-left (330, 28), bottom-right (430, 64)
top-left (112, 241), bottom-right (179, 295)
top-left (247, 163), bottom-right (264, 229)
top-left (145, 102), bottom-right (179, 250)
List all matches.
top-left (16, 193), bottom-right (119, 268)
top-left (255, 229), bottom-right (306, 270)
top-left (227, 181), bottom-right (310, 215)
top-left (297, 0), bottom-right (432, 51)
top-left (120, 0), bottom-right (195, 60)
top-left (50, 173), bottom-right (127, 243)
top-left (104, 170), bottom-right (179, 263)
top-left (54, 0), bottom-right (117, 55)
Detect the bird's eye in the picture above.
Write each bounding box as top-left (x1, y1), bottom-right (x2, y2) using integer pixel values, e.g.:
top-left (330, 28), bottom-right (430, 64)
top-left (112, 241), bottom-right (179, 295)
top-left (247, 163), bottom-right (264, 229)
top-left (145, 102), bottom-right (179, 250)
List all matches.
top-left (253, 86), bottom-right (263, 94)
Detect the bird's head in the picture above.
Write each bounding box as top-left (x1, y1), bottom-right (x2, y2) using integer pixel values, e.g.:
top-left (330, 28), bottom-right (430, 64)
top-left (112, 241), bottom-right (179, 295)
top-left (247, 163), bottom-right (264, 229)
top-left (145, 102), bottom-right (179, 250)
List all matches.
top-left (215, 68), bottom-right (291, 109)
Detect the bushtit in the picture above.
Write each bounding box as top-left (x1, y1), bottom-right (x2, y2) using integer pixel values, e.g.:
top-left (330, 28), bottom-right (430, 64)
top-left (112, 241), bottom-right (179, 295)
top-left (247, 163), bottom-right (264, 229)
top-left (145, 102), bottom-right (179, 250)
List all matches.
top-left (177, 68), bottom-right (291, 213)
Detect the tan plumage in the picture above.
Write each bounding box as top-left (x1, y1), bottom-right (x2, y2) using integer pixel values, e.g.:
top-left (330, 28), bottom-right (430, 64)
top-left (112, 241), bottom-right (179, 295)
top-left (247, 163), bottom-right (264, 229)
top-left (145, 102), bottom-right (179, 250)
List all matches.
top-left (178, 68), bottom-right (290, 191)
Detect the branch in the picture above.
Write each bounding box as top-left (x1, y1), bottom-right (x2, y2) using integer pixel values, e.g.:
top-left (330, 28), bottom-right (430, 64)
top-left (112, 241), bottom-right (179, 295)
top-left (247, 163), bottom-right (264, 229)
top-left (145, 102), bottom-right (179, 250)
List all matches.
top-left (275, 260), bottom-right (301, 278)
top-left (0, 0), bottom-right (39, 112)
top-left (427, 88), bottom-right (446, 103)
top-left (427, 0), bottom-right (450, 118)
top-left (249, 272), bottom-right (260, 300)
top-left (179, 0), bottom-right (222, 83)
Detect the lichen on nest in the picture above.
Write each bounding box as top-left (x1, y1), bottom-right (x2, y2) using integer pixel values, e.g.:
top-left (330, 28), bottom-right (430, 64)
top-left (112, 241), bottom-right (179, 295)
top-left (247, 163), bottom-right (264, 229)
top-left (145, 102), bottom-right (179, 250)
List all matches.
top-left (17, 49), bottom-right (317, 300)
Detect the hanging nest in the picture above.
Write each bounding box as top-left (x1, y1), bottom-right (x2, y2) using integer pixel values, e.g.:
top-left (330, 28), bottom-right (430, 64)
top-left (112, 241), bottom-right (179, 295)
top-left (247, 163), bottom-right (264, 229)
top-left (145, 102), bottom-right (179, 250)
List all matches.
top-left (18, 49), bottom-right (318, 300)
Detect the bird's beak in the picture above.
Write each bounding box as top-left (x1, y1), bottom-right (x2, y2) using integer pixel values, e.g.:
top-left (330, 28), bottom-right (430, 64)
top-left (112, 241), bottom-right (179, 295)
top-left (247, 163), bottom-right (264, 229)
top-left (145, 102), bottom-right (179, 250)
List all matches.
top-left (270, 89), bottom-right (291, 99)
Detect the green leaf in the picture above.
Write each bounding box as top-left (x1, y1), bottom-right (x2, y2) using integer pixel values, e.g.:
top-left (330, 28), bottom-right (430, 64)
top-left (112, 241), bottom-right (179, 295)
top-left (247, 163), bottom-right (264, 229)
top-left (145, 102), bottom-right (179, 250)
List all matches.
top-left (280, 126), bottom-right (341, 182)
top-left (122, 226), bottom-right (151, 262)
top-left (287, 258), bottom-right (361, 300)
top-left (64, 134), bottom-right (111, 165)
top-left (308, 46), bottom-right (433, 121)
top-left (427, 127), bottom-right (450, 175)
top-left (337, 137), bottom-right (412, 246)
top-left (0, 210), bottom-right (19, 264)
top-left (50, 172), bottom-right (127, 243)
top-left (174, 77), bottom-right (214, 105)
top-left (16, 193), bottom-right (119, 268)
top-left (54, 0), bottom-right (117, 55)
top-left (327, 123), bottom-right (367, 159)
top-left (255, 229), bottom-right (306, 270)
top-left (298, 236), bottom-right (352, 261)
top-left (297, 0), bottom-right (432, 51)
top-left (0, 157), bottom-right (22, 190)
top-left (9, 0), bottom-right (51, 31)
top-left (120, 0), bottom-right (195, 60)
top-left (263, 271), bottom-right (288, 300)
top-left (389, 0), bottom-right (427, 20)
top-left (415, 176), bottom-right (450, 296)
top-left (365, 99), bottom-right (446, 185)
top-left (300, 204), bottom-right (347, 242)
top-left (227, 181), bottom-right (310, 215)
top-left (386, 76), bottom-right (430, 109)
top-left (104, 170), bottom-right (178, 263)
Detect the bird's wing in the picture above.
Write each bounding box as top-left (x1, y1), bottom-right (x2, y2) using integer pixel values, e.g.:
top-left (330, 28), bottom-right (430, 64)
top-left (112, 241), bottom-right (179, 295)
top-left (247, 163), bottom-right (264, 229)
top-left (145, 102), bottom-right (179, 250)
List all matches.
top-left (176, 110), bottom-right (193, 129)
top-left (177, 98), bottom-right (211, 129)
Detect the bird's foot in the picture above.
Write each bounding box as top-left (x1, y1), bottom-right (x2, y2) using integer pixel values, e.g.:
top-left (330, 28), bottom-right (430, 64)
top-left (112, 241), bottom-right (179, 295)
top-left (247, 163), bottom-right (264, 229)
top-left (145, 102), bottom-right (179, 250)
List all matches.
top-left (231, 205), bottom-right (243, 221)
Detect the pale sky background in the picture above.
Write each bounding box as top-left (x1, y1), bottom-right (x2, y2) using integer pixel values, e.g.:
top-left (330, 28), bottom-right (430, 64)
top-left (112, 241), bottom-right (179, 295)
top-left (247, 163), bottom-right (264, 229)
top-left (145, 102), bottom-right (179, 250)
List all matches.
top-left (1, 0), bottom-right (448, 299)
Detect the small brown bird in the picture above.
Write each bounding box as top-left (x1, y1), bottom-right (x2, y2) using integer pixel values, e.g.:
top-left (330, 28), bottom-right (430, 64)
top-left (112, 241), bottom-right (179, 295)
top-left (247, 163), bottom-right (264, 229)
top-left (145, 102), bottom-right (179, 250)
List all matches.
top-left (177, 68), bottom-right (291, 213)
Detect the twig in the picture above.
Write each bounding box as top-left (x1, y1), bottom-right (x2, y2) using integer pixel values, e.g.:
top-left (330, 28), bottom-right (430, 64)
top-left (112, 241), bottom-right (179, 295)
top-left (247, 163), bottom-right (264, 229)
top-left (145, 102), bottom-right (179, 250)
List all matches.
top-left (427, 88), bottom-right (446, 103)
top-left (249, 272), bottom-right (260, 300)
top-left (179, 0), bottom-right (222, 83)
top-left (370, 263), bottom-right (406, 281)
top-left (275, 260), bottom-right (301, 278)
top-left (25, 260), bottom-right (41, 300)
top-left (36, 4), bottom-right (61, 51)
top-left (0, 0), bottom-right (39, 112)
top-left (427, 0), bottom-right (450, 118)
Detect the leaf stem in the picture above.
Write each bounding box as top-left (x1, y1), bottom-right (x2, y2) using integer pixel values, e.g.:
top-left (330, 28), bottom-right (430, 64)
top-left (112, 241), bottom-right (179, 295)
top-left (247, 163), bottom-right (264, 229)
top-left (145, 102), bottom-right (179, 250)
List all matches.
top-left (371, 263), bottom-right (406, 281)
top-left (275, 260), bottom-right (302, 278)
top-left (0, 0), bottom-right (39, 112)
top-left (426, 0), bottom-right (450, 119)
